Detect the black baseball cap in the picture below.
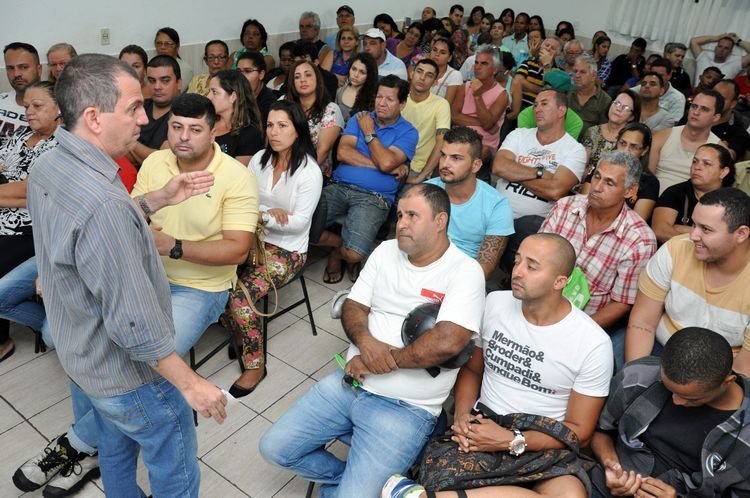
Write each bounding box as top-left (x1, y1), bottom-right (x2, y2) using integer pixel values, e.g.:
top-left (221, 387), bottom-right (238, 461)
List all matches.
top-left (337, 5), bottom-right (354, 15)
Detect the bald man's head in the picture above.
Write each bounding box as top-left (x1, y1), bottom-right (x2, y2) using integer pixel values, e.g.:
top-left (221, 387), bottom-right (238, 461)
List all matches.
top-left (528, 233), bottom-right (576, 277)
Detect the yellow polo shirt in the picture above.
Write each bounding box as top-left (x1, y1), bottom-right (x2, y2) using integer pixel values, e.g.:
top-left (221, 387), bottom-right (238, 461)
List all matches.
top-left (132, 143), bottom-right (259, 292)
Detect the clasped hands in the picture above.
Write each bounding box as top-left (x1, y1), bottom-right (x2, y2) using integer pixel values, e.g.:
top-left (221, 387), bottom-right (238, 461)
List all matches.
top-left (450, 412), bottom-right (514, 453)
top-left (344, 336), bottom-right (398, 383)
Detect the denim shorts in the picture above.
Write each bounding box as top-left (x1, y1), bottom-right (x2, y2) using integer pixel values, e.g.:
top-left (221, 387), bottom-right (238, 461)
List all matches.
top-left (323, 181), bottom-right (390, 257)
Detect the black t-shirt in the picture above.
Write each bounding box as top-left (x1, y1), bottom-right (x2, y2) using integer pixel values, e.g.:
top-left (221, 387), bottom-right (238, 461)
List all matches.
top-left (656, 180), bottom-right (697, 226)
top-left (712, 120), bottom-right (750, 160)
top-left (641, 396), bottom-right (734, 476)
top-left (608, 54), bottom-right (645, 88)
top-left (139, 99), bottom-right (170, 149)
top-left (670, 68), bottom-right (692, 97)
top-left (215, 125), bottom-right (263, 159)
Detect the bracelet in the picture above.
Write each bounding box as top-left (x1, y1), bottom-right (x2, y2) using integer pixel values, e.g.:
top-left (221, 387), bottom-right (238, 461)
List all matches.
top-left (137, 195), bottom-right (154, 216)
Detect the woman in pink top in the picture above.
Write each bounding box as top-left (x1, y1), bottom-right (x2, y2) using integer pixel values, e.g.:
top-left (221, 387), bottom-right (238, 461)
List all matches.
top-left (451, 45), bottom-right (509, 159)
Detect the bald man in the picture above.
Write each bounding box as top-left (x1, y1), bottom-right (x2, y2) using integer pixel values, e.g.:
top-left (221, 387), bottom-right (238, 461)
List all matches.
top-left (385, 233), bottom-right (614, 498)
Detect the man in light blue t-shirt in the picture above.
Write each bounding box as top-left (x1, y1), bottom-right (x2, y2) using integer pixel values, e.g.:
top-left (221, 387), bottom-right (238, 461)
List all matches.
top-left (426, 126), bottom-right (514, 279)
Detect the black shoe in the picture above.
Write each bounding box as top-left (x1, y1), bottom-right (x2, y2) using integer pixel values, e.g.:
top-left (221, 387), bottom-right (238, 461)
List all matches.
top-left (228, 367), bottom-right (267, 398)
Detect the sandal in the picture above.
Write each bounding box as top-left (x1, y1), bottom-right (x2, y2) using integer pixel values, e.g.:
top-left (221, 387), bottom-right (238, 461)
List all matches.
top-left (323, 264), bottom-right (344, 284)
top-left (347, 262), bottom-right (362, 283)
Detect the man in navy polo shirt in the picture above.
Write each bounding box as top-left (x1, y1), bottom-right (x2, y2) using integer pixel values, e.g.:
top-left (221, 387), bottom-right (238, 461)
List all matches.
top-left (317, 75), bottom-right (418, 283)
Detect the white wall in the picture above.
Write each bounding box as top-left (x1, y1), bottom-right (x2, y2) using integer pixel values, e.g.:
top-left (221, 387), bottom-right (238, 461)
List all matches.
top-left (0, 0), bottom-right (652, 90)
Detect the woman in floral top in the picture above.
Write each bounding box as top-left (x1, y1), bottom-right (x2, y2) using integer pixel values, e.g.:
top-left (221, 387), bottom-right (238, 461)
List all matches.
top-left (0, 81), bottom-right (59, 362)
top-left (285, 60), bottom-right (344, 177)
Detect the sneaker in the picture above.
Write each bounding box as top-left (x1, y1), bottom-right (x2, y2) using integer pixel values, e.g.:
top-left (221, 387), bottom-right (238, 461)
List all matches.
top-left (12, 434), bottom-right (76, 492)
top-left (381, 474), bottom-right (426, 498)
top-left (43, 451), bottom-right (100, 497)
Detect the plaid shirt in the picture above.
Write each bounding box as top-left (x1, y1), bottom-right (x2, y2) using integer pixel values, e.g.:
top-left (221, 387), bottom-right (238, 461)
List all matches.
top-left (540, 194), bottom-right (656, 314)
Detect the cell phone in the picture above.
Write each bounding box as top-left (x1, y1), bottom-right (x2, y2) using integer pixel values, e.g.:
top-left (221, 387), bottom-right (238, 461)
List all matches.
top-left (404, 16), bottom-right (412, 26)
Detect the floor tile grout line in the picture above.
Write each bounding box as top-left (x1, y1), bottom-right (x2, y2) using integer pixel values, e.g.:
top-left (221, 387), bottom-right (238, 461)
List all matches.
top-left (198, 459), bottom-right (253, 497)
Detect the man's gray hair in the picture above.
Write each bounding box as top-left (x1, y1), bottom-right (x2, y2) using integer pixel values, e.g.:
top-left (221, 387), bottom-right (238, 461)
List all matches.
top-left (575, 54), bottom-right (598, 75)
top-left (55, 53), bottom-right (138, 131)
top-left (564, 39), bottom-right (583, 54)
top-left (597, 150), bottom-right (642, 189)
top-left (664, 42), bottom-right (687, 54)
top-left (475, 44), bottom-right (502, 71)
top-left (300, 12), bottom-right (321, 28)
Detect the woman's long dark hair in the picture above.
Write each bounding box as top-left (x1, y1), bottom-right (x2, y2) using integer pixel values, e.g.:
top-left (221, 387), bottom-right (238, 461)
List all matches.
top-left (260, 100), bottom-right (316, 177)
top-left (347, 52), bottom-right (378, 114)
top-left (286, 60), bottom-right (330, 124)
top-left (209, 69), bottom-right (262, 135)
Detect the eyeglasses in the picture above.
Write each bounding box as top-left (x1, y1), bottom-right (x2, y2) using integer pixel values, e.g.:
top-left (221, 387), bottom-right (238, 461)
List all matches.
top-left (612, 100), bottom-right (633, 113)
top-left (155, 41), bottom-right (176, 48)
top-left (616, 139), bottom-right (644, 152)
top-left (205, 55), bottom-right (228, 62)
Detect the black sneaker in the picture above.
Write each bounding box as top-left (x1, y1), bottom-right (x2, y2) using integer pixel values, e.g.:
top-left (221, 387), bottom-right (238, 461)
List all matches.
top-left (12, 434), bottom-right (76, 492)
top-left (42, 450), bottom-right (100, 497)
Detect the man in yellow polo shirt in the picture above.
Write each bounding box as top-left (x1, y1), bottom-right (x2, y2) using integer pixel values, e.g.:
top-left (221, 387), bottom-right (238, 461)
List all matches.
top-left (402, 58), bottom-right (451, 184)
top-left (132, 93), bottom-right (259, 354)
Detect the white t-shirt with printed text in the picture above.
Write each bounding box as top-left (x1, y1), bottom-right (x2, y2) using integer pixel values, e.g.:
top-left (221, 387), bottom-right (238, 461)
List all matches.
top-left (479, 291), bottom-right (613, 421)
top-left (346, 239), bottom-right (486, 416)
top-left (496, 127), bottom-right (586, 219)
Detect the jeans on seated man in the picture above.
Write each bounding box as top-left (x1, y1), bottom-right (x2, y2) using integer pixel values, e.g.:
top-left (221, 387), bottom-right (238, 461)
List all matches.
top-left (590, 327), bottom-right (750, 498)
top-left (260, 184), bottom-right (486, 498)
top-left (14, 93), bottom-right (258, 496)
top-left (383, 233), bottom-right (613, 498)
top-left (317, 75), bottom-right (418, 284)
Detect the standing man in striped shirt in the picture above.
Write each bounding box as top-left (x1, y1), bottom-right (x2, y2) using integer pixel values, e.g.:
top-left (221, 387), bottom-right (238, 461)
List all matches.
top-left (24, 54), bottom-right (227, 498)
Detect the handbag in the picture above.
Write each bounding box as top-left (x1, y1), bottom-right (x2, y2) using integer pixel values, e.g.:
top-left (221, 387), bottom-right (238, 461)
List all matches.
top-left (231, 217), bottom-right (278, 319)
top-left (417, 404), bottom-right (595, 494)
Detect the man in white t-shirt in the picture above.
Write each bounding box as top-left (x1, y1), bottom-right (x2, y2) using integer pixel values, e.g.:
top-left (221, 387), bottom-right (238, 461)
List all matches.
top-left (383, 233), bottom-right (613, 498)
top-left (689, 33), bottom-right (750, 81)
top-left (493, 88), bottom-right (586, 270)
top-left (260, 183), bottom-right (486, 498)
top-left (0, 42), bottom-right (42, 139)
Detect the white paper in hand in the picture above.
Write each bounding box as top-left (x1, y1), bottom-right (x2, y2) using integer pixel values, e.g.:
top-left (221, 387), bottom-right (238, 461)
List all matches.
top-left (221, 388), bottom-right (240, 408)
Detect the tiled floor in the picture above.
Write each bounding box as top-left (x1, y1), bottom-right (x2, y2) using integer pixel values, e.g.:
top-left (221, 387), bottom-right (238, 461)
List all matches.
top-left (0, 249), bottom-right (355, 497)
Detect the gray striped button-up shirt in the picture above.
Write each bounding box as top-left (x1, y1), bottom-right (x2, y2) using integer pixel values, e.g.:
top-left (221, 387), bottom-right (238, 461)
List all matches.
top-left (27, 127), bottom-right (176, 397)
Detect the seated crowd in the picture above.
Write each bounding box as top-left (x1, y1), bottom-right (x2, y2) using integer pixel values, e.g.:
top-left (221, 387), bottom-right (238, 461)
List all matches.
top-left (1, 3), bottom-right (750, 497)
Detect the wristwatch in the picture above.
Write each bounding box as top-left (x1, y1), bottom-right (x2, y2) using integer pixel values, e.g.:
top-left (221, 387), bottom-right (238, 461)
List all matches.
top-left (508, 429), bottom-right (527, 456)
top-left (535, 165), bottom-right (545, 179)
top-left (365, 132), bottom-right (378, 144)
top-left (169, 239), bottom-right (183, 260)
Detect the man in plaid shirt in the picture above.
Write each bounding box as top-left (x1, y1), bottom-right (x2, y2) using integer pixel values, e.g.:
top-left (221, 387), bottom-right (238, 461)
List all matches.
top-left (540, 151), bottom-right (656, 329)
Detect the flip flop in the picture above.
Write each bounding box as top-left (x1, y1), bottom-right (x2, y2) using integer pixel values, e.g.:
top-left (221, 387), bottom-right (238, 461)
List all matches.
top-left (323, 265), bottom-right (344, 284)
top-left (0, 343), bottom-right (15, 364)
top-left (347, 262), bottom-right (362, 283)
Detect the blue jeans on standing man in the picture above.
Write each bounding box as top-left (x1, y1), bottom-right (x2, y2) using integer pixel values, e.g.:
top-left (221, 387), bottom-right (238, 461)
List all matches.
top-left (64, 284), bottom-right (229, 490)
top-left (260, 369), bottom-right (437, 498)
top-left (86, 377), bottom-right (199, 497)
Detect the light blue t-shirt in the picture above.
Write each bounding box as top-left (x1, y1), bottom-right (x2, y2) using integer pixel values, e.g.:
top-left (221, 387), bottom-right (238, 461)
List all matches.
top-left (426, 177), bottom-right (514, 258)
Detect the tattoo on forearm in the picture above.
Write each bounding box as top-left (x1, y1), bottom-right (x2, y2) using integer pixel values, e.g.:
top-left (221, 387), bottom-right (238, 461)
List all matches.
top-left (477, 236), bottom-right (508, 269)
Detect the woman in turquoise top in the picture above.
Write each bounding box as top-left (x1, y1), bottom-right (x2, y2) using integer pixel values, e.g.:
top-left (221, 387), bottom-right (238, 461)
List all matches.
top-left (231, 19), bottom-right (275, 71)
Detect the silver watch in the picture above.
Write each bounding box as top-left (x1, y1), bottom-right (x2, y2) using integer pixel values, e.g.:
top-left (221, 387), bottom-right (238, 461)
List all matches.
top-left (508, 429), bottom-right (526, 456)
